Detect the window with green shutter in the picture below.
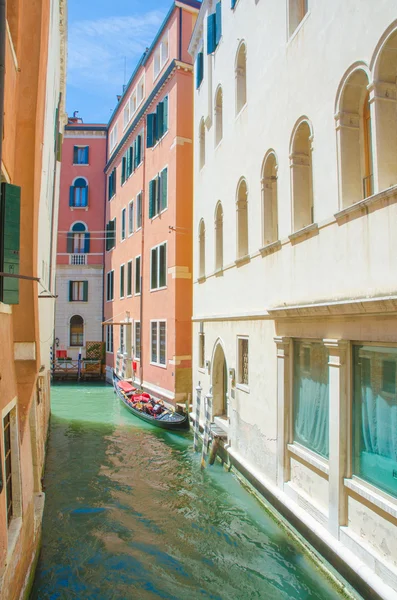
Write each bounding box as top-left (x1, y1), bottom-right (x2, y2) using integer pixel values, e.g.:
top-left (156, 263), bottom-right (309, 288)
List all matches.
top-left (163, 96), bottom-right (168, 134)
top-left (127, 261), bottom-right (132, 296)
top-left (156, 102), bottom-right (164, 140)
top-left (136, 192), bottom-right (142, 229)
top-left (215, 2), bottom-right (222, 45)
top-left (121, 156), bottom-right (126, 184)
top-left (135, 256), bottom-right (141, 294)
top-left (207, 13), bottom-right (216, 54)
top-left (120, 264), bottom-right (125, 298)
top-left (160, 168), bottom-right (168, 211)
top-left (147, 114), bottom-right (156, 148)
top-left (149, 179), bottom-right (156, 219)
top-left (196, 53), bottom-right (204, 88)
top-left (150, 242), bottom-right (167, 290)
top-left (0, 183), bottom-right (21, 305)
top-left (69, 281), bottom-right (88, 302)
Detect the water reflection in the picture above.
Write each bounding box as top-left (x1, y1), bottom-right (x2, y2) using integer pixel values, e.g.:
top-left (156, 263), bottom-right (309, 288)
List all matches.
top-left (31, 383), bottom-right (352, 600)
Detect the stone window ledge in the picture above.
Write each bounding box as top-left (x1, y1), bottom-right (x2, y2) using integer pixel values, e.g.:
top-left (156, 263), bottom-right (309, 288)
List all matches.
top-left (214, 416), bottom-right (229, 433)
top-left (335, 184), bottom-right (397, 222)
top-left (214, 268), bottom-right (223, 277)
top-left (235, 254), bottom-right (250, 267)
top-left (259, 240), bottom-right (281, 256)
top-left (344, 477), bottom-right (397, 520)
top-left (288, 442), bottom-right (329, 476)
top-left (197, 275), bottom-right (206, 284)
top-left (288, 223), bottom-right (319, 244)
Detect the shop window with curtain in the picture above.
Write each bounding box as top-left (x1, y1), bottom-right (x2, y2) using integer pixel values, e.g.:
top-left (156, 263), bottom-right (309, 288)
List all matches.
top-left (353, 345), bottom-right (397, 497)
top-left (70, 315), bottom-right (84, 346)
top-left (293, 341), bottom-right (329, 459)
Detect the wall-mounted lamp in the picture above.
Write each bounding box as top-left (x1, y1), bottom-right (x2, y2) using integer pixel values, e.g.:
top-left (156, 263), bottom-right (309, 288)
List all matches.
top-left (55, 337), bottom-right (60, 347)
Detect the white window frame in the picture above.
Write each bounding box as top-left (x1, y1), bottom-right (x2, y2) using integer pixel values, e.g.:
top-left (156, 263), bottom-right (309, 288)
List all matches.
top-left (106, 270), bottom-right (114, 302)
top-left (153, 32), bottom-right (169, 81)
top-left (127, 260), bottom-right (133, 297)
top-left (136, 191), bottom-right (143, 230)
top-left (128, 200), bottom-right (134, 236)
top-left (136, 75), bottom-right (145, 107)
top-left (1, 399), bottom-right (22, 545)
top-left (150, 320), bottom-right (167, 367)
top-left (123, 99), bottom-right (131, 130)
top-left (237, 336), bottom-right (249, 392)
top-left (109, 124), bottom-right (118, 152)
top-left (134, 321), bottom-right (141, 360)
top-left (106, 325), bottom-right (114, 354)
top-left (120, 263), bottom-right (125, 299)
top-left (134, 255), bottom-right (141, 295)
top-left (121, 207), bottom-right (126, 241)
top-left (150, 241), bottom-right (167, 291)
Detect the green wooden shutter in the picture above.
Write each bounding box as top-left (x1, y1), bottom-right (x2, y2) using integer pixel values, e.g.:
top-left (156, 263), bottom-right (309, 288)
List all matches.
top-left (83, 281), bottom-right (88, 301)
top-left (136, 135), bottom-right (142, 166)
top-left (121, 156), bottom-right (126, 184)
top-left (196, 53), bottom-right (204, 89)
top-left (113, 169), bottom-right (116, 194)
top-left (73, 146), bottom-right (78, 163)
top-left (147, 114), bottom-right (156, 148)
top-left (105, 223), bottom-right (109, 251)
top-left (69, 281), bottom-right (73, 302)
top-left (207, 13), bottom-right (216, 54)
top-left (160, 168), bottom-right (168, 211)
top-left (111, 218), bottom-right (116, 249)
top-left (84, 147), bottom-right (89, 164)
top-left (0, 183), bottom-right (21, 304)
top-left (84, 232), bottom-right (90, 253)
top-left (156, 102), bottom-right (164, 140)
top-left (163, 96), bottom-right (169, 134)
top-left (155, 176), bottom-right (160, 215)
top-left (231, 0), bottom-right (236, 7)
top-left (215, 2), bottom-right (222, 45)
top-left (149, 179), bottom-right (155, 218)
top-left (69, 186), bottom-right (75, 207)
top-left (67, 232), bottom-right (73, 253)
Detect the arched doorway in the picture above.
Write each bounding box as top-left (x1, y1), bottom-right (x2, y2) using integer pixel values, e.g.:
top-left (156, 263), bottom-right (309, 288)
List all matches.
top-left (212, 343), bottom-right (228, 418)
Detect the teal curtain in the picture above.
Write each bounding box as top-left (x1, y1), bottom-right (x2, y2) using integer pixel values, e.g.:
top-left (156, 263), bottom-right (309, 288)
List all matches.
top-left (293, 342), bottom-right (329, 459)
top-left (353, 346), bottom-right (397, 497)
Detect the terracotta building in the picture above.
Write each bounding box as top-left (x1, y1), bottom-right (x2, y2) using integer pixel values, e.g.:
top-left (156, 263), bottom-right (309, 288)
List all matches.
top-left (0, 0), bottom-right (66, 597)
top-left (104, 0), bottom-right (200, 405)
top-left (55, 117), bottom-right (107, 361)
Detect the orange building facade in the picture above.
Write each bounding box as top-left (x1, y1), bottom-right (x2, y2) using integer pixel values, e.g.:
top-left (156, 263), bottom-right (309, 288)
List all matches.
top-left (104, 0), bottom-right (199, 404)
top-left (0, 0), bottom-right (66, 597)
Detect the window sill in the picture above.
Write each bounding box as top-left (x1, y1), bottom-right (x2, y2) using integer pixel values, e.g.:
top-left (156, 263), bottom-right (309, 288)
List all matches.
top-left (150, 206), bottom-right (168, 222)
top-left (334, 184), bottom-right (397, 222)
top-left (70, 206), bottom-right (89, 211)
top-left (128, 232), bottom-right (134, 238)
top-left (236, 383), bottom-right (249, 394)
top-left (72, 163), bottom-right (89, 167)
top-left (214, 268), bottom-right (223, 277)
top-left (198, 367), bottom-right (206, 374)
top-left (69, 300), bottom-right (88, 304)
top-left (235, 102), bottom-right (248, 121)
top-left (197, 275), bottom-right (206, 283)
top-left (214, 139), bottom-right (223, 151)
top-left (106, 299), bottom-right (114, 303)
top-left (235, 254), bottom-right (250, 267)
top-left (259, 240), bottom-right (281, 256)
top-left (287, 11), bottom-right (311, 45)
top-left (6, 517), bottom-right (22, 562)
top-left (214, 416), bottom-right (229, 433)
top-left (150, 286), bottom-right (167, 293)
top-left (287, 442), bottom-right (329, 476)
top-left (288, 222), bottom-right (318, 244)
top-left (344, 477), bottom-right (397, 519)
top-left (150, 362), bottom-right (167, 369)
top-left (134, 292), bottom-right (141, 297)
top-left (151, 130), bottom-right (169, 151)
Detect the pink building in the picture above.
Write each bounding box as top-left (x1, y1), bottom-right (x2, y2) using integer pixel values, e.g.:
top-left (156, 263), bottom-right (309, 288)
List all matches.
top-left (55, 117), bottom-right (107, 359)
top-left (104, 1), bottom-right (200, 404)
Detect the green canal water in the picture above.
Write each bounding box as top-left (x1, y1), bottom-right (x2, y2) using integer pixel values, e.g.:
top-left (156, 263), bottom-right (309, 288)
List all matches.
top-left (31, 383), bottom-right (355, 600)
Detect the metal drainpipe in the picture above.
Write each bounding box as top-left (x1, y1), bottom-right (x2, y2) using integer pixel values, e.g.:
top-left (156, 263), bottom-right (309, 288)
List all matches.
top-left (0, 0), bottom-right (7, 174)
top-left (139, 121), bottom-right (146, 389)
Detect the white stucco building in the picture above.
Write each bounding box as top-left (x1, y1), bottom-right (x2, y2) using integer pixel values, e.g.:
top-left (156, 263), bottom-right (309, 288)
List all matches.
top-left (189, 2), bottom-right (397, 598)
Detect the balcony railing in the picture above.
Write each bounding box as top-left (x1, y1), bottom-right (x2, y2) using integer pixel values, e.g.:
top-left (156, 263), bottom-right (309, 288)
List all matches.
top-left (70, 254), bottom-right (87, 265)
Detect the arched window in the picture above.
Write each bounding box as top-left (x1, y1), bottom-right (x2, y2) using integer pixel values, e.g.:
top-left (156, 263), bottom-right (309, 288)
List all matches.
top-left (215, 87), bottom-right (223, 146)
top-left (236, 179), bottom-right (248, 259)
top-left (235, 42), bottom-right (247, 115)
top-left (215, 202), bottom-right (223, 271)
top-left (262, 152), bottom-right (278, 245)
top-left (199, 219), bottom-right (205, 278)
top-left (335, 67), bottom-right (373, 207)
top-left (199, 119), bottom-right (205, 169)
top-left (70, 177), bottom-right (88, 208)
top-left (67, 222), bottom-right (90, 254)
top-left (290, 119), bottom-right (314, 232)
top-left (70, 315), bottom-right (84, 346)
top-left (371, 26), bottom-right (397, 192)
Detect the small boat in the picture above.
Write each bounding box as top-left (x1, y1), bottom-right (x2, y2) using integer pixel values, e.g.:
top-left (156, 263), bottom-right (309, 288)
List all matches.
top-left (113, 370), bottom-right (189, 431)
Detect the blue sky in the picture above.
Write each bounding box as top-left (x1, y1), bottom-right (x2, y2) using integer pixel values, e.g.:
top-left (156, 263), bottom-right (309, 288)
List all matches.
top-left (67, 0), bottom-right (171, 124)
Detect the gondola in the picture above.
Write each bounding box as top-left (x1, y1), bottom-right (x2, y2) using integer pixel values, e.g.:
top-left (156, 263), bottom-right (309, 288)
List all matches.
top-left (113, 370), bottom-right (189, 431)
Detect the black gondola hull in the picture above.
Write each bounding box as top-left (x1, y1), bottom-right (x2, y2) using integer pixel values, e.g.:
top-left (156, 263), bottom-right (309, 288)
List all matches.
top-left (113, 371), bottom-right (189, 431)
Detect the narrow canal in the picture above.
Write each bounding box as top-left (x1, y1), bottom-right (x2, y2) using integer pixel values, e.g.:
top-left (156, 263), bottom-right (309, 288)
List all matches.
top-left (31, 383), bottom-right (356, 600)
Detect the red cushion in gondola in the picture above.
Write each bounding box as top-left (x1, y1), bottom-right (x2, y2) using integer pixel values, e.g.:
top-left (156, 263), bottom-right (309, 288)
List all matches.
top-left (118, 381), bottom-right (136, 394)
